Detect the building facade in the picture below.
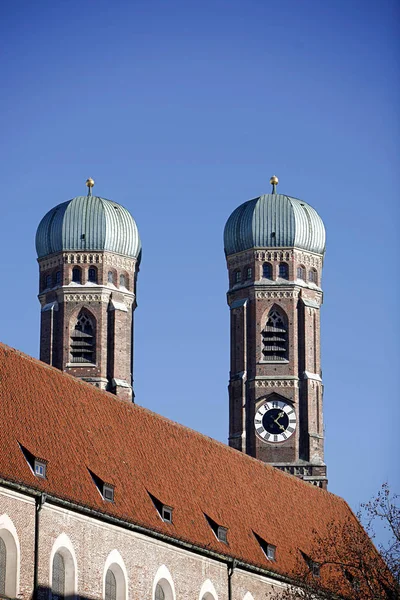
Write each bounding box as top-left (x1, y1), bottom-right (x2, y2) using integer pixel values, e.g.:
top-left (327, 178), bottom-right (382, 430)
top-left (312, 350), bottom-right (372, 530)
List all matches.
top-left (224, 177), bottom-right (327, 487)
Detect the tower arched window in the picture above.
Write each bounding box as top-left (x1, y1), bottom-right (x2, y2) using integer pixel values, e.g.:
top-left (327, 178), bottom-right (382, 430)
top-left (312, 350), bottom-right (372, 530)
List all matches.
top-left (70, 311), bottom-right (96, 364)
top-left (263, 262), bottom-right (272, 279)
top-left (0, 537), bottom-right (6, 596)
top-left (88, 267), bottom-right (97, 283)
top-left (308, 268), bottom-right (317, 284)
top-left (55, 271), bottom-right (61, 286)
top-left (46, 275), bottom-right (52, 289)
top-left (52, 552), bottom-right (65, 600)
top-left (297, 265), bottom-right (305, 280)
top-left (246, 267), bottom-right (252, 280)
top-left (278, 263), bottom-right (289, 279)
top-left (235, 270), bottom-right (242, 284)
top-left (120, 274), bottom-right (126, 288)
top-left (261, 307), bottom-right (288, 361)
top-left (108, 271), bottom-right (114, 284)
top-left (105, 569), bottom-right (117, 600)
top-left (72, 267), bottom-right (81, 284)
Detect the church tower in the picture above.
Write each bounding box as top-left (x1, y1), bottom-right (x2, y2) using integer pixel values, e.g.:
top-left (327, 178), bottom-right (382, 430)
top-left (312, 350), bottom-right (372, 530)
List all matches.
top-left (35, 179), bottom-right (141, 402)
top-left (224, 176), bottom-right (327, 488)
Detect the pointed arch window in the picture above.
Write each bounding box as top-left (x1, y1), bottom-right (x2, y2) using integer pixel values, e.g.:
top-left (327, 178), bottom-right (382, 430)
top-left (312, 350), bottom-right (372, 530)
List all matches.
top-left (263, 262), bottom-right (272, 279)
top-left (70, 312), bottom-right (96, 363)
top-left (52, 552), bottom-right (65, 600)
top-left (262, 307), bottom-right (288, 361)
top-left (0, 537), bottom-right (6, 596)
top-left (105, 569), bottom-right (117, 600)
top-left (155, 584), bottom-right (165, 600)
top-left (278, 263), bottom-right (289, 279)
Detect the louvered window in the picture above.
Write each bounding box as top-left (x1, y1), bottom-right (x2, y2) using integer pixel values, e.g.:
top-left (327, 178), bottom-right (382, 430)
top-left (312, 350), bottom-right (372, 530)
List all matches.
top-left (262, 308), bottom-right (288, 361)
top-left (278, 263), bottom-right (289, 279)
top-left (52, 552), bottom-right (65, 600)
top-left (0, 537), bottom-right (6, 596)
top-left (105, 569), bottom-right (117, 600)
top-left (70, 312), bottom-right (95, 363)
top-left (155, 583), bottom-right (165, 600)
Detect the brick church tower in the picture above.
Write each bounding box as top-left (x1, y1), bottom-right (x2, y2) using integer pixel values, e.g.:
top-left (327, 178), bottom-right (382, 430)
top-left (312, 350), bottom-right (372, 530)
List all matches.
top-left (224, 176), bottom-right (327, 488)
top-left (35, 178), bottom-right (141, 402)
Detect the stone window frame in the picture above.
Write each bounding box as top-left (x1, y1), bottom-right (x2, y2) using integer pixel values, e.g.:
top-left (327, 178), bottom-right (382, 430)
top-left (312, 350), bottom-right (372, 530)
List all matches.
top-left (103, 550), bottom-right (128, 600)
top-left (152, 565), bottom-right (176, 600)
top-left (0, 514), bottom-right (20, 599)
top-left (49, 533), bottom-right (77, 600)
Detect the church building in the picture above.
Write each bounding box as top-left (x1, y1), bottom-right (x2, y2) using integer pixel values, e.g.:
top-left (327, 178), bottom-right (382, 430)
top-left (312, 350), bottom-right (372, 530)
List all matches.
top-left (0, 177), bottom-right (375, 599)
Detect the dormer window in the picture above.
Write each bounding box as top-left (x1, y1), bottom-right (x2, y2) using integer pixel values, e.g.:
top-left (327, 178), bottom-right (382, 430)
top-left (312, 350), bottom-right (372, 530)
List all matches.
top-left (148, 491), bottom-right (173, 523)
top-left (301, 551), bottom-right (320, 577)
top-left (34, 460), bottom-right (46, 478)
top-left (88, 469), bottom-right (114, 502)
top-left (204, 513), bottom-right (228, 544)
top-left (253, 531), bottom-right (276, 561)
top-left (19, 443), bottom-right (47, 479)
top-left (103, 484), bottom-right (114, 502)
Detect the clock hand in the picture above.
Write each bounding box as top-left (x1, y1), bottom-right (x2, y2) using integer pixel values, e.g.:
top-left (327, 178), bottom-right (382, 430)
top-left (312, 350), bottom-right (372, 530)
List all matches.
top-left (273, 412), bottom-right (285, 431)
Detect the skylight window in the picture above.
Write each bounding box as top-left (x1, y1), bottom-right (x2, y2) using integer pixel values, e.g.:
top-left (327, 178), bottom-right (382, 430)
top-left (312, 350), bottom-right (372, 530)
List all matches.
top-left (204, 513), bottom-right (228, 544)
top-left (253, 531), bottom-right (276, 561)
top-left (19, 442), bottom-right (47, 479)
top-left (88, 469), bottom-right (115, 502)
top-left (148, 491), bottom-right (173, 524)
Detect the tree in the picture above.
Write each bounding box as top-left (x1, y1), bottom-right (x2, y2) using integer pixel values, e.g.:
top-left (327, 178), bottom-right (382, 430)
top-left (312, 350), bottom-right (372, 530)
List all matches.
top-left (267, 483), bottom-right (400, 600)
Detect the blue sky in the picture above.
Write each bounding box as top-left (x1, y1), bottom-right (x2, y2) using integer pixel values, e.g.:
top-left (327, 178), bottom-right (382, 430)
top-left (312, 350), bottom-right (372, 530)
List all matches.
top-left (0, 0), bottom-right (399, 522)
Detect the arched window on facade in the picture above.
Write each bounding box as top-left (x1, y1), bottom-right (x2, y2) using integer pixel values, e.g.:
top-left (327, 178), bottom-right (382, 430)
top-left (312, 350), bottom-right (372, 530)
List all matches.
top-left (55, 271), bottom-right (62, 286)
top-left (0, 537), bottom-right (6, 596)
top-left (235, 270), bottom-right (241, 284)
top-left (155, 584), bottom-right (165, 600)
top-left (70, 311), bottom-right (96, 364)
top-left (108, 271), bottom-right (114, 284)
top-left (246, 267), bottom-right (252, 280)
top-left (308, 268), bottom-right (317, 284)
top-left (262, 262), bottom-right (272, 279)
top-left (52, 552), bottom-right (65, 600)
top-left (278, 263), bottom-right (289, 279)
top-left (261, 306), bottom-right (288, 361)
top-left (105, 569), bottom-right (117, 600)
top-left (297, 265), bottom-right (305, 280)
top-left (88, 267), bottom-right (97, 283)
top-left (72, 267), bottom-right (82, 284)
top-left (119, 274), bottom-right (127, 288)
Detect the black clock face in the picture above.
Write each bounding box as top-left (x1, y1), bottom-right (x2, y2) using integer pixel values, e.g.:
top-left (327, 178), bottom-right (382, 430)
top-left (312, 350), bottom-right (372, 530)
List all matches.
top-left (262, 408), bottom-right (289, 435)
top-left (254, 400), bottom-right (297, 443)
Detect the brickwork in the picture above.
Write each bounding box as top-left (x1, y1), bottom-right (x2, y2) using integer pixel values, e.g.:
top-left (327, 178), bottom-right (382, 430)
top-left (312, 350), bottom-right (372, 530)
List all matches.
top-left (226, 248), bottom-right (327, 488)
top-left (38, 251), bottom-right (139, 402)
top-left (0, 487), bottom-right (284, 600)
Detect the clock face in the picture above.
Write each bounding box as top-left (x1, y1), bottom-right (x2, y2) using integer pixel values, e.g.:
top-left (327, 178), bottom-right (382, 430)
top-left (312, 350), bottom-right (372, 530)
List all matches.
top-left (254, 400), bottom-right (297, 443)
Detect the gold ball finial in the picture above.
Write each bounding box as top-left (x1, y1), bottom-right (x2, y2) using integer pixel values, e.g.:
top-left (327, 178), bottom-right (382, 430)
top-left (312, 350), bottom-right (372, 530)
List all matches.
top-left (270, 175), bottom-right (279, 186)
top-left (86, 177), bottom-right (95, 188)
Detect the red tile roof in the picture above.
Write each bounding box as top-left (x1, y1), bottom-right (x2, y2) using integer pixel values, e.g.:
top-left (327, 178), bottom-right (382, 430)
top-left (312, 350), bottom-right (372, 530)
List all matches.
top-left (0, 342), bottom-right (370, 583)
